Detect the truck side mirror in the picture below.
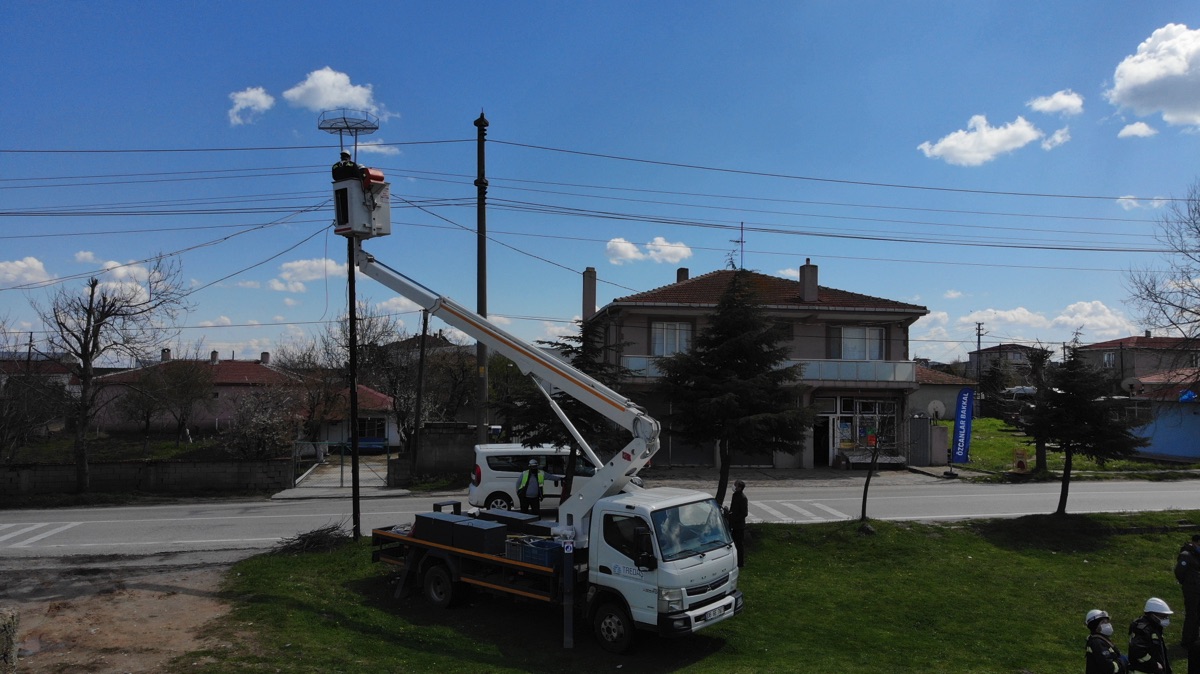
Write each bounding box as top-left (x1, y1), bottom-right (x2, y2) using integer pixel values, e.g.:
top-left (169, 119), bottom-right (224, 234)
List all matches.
top-left (634, 525), bottom-right (658, 571)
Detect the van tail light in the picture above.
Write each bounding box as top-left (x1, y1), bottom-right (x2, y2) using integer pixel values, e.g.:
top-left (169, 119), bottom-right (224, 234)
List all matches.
top-left (471, 464), bottom-right (481, 487)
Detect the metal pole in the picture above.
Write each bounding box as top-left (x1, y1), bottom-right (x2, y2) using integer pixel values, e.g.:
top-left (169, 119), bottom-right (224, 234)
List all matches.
top-left (348, 237), bottom-right (361, 538)
top-left (474, 113), bottom-right (490, 447)
top-left (410, 310), bottom-right (430, 478)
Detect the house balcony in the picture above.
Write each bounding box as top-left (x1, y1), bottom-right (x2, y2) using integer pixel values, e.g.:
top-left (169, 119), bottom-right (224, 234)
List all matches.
top-left (621, 356), bottom-right (917, 389)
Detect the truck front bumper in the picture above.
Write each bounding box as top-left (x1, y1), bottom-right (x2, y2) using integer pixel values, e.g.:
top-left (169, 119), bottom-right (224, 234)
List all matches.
top-left (657, 590), bottom-right (744, 637)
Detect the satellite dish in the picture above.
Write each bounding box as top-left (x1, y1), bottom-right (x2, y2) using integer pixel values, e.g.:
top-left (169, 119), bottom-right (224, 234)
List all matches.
top-left (927, 400), bottom-right (946, 420)
top-left (1120, 377), bottom-right (1144, 395)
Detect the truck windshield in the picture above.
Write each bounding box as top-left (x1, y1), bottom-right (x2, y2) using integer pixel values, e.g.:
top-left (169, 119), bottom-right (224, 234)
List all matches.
top-left (651, 498), bottom-right (732, 562)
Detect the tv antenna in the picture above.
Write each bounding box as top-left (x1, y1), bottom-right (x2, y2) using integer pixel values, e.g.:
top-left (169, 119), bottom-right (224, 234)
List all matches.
top-left (318, 108), bottom-right (380, 161)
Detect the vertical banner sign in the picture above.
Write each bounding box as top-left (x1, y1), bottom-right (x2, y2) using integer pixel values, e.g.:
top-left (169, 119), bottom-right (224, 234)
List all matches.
top-left (952, 387), bottom-right (975, 464)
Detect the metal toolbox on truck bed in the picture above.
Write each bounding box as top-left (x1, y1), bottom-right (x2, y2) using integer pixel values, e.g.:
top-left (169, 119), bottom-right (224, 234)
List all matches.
top-left (412, 512), bottom-right (471, 545)
top-left (452, 518), bottom-right (507, 556)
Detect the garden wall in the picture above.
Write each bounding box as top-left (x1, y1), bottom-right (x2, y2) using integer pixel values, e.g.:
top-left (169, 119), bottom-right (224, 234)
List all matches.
top-left (1, 458), bottom-right (294, 495)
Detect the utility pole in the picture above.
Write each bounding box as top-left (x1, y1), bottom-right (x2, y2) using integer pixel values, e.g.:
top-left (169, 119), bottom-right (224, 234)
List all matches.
top-left (974, 322), bottom-right (986, 380)
top-left (474, 112), bottom-right (489, 446)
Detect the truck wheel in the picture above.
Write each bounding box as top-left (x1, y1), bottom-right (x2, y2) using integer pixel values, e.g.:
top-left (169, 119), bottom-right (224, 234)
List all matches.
top-left (593, 601), bottom-right (635, 654)
top-left (423, 564), bottom-right (458, 609)
top-left (485, 492), bottom-right (513, 510)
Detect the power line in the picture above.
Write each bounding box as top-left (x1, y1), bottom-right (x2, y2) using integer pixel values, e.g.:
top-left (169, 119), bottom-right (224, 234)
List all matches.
top-left (0, 139), bottom-right (472, 154)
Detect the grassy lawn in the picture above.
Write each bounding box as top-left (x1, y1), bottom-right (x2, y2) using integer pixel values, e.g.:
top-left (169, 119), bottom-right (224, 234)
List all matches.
top-left (171, 511), bottom-right (1200, 673)
top-left (950, 416), bottom-right (1200, 476)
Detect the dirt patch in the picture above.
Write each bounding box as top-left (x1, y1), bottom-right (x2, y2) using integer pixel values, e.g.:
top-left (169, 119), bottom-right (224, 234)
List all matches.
top-left (1, 562), bottom-right (231, 673)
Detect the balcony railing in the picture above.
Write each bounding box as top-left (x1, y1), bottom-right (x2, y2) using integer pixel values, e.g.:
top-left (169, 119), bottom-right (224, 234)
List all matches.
top-left (621, 356), bottom-right (916, 383)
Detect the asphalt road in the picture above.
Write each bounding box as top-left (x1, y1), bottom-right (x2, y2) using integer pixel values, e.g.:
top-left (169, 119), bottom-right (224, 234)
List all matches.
top-left (3, 477), bottom-right (1200, 569)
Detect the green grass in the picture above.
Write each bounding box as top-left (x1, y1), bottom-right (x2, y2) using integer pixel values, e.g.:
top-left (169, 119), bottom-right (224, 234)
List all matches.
top-left (951, 417), bottom-right (1200, 476)
top-left (10, 430), bottom-right (229, 464)
top-left (170, 511), bottom-right (1200, 673)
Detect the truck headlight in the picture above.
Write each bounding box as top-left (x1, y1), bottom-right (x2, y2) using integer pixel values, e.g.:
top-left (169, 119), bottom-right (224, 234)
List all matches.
top-left (658, 587), bottom-right (684, 613)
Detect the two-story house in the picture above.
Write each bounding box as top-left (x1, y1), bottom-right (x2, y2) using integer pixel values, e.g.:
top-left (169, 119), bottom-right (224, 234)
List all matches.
top-left (966, 343), bottom-right (1045, 382)
top-left (582, 260), bottom-right (928, 469)
top-left (1076, 332), bottom-right (1200, 394)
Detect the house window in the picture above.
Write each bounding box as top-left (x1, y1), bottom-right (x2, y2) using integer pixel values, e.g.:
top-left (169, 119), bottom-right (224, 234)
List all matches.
top-left (840, 326), bottom-right (885, 361)
top-left (651, 322), bottom-right (691, 356)
top-left (1102, 352), bottom-right (1116, 369)
top-left (357, 417), bottom-right (386, 439)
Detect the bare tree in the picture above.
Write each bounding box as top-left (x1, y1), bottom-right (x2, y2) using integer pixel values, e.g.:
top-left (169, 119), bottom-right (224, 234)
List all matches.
top-left (226, 386), bottom-right (299, 459)
top-left (36, 258), bottom-right (188, 492)
top-left (1130, 181), bottom-right (1200, 350)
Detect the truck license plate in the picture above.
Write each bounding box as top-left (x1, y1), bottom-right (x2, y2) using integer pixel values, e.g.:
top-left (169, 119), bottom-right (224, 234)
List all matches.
top-left (703, 606), bottom-right (724, 621)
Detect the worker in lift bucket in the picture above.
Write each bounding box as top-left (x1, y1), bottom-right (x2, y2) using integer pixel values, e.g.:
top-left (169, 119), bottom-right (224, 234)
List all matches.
top-left (517, 459), bottom-right (545, 515)
top-left (331, 150), bottom-right (361, 181)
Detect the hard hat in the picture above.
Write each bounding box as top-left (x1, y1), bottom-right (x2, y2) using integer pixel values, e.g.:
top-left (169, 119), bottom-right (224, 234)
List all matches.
top-left (529, 459), bottom-right (538, 467)
top-left (1144, 597), bottom-right (1173, 615)
top-left (340, 150), bottom-right (351, 158)
top-left (1085, 609), bottom-right (1109, 627)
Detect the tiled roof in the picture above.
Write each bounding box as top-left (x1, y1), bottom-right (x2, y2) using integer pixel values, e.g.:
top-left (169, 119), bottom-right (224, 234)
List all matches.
top-left (970, 343), bottom-right (1046, 354)
top-left (607, 269), bottom-right (927, 313)
top-left (1138, 367), bottom-right (1200, 385)
top-left (916, 366), bottom-right (976, 386)
top-left (322, 385), bottom-right (394, 420)
top-left (98, 359), bottom-right (297, 386)
top-left (0, 359), bottom-right (72, 376)
top-left (1078, 336), bottom-right (1196, 351)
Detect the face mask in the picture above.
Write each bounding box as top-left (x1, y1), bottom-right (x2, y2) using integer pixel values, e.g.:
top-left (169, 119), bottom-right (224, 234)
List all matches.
top-left (1099, 623), bottom-right (1114, 637)
top-left (1159, 618), bottom-right (1171, 628)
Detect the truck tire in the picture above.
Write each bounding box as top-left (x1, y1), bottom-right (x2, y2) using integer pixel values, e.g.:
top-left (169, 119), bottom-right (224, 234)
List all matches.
top-left (423, 564), bottom-right (458, 609)
top-left (484, 492), bottom-right (514, 510)
top-left (593, 601), bottom-right (635, 654)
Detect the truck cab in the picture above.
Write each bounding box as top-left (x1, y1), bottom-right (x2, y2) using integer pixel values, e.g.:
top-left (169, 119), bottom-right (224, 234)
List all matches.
top-left (586, 488), bottom-right (743, 651)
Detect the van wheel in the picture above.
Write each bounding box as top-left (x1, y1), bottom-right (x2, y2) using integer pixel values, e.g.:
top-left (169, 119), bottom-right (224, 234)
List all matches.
top-left (593, 601), bottom-right (635, 654)
top-left (423, 564), bottom-right (458, 609)
top-left (485, 492), bottom-right (514, 510)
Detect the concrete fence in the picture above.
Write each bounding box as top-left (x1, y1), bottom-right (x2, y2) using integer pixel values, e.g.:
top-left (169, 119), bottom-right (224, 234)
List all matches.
top-left (1, 458), bottom-right (294, 496)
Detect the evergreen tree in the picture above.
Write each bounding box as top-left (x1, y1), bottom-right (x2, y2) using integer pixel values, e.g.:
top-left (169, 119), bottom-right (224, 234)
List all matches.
top-left (656, 270), bottom-right (814, 503)
top-left (1030, 342), bottom-right (1148, 515)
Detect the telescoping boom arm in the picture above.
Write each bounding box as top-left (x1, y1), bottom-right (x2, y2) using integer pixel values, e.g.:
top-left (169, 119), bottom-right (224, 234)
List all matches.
top-left (352, 244), bottom-right (661, 525)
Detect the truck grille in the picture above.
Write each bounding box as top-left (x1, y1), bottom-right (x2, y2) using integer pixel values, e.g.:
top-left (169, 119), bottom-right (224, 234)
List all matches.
top-left (686, 574), bottom-right (729, 596)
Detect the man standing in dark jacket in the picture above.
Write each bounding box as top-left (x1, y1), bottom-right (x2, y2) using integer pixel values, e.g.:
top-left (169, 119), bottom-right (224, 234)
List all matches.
top-left (729, 480), bottom-right (748, 568)
top-left (1177, 534), bottom-right (1200, 649)
top-left (1087, 609), bottom-right (1129, 674)
top-left (1129, 597), bottom-right (1173, 673)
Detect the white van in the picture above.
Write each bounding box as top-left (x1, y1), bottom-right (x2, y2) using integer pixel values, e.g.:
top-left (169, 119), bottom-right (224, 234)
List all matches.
top-left (467, 443), bottom-right (599, 511)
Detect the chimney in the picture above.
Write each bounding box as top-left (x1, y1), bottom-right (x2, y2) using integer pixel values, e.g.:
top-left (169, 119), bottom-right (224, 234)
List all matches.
top-left (677, 267), bottom-right (689, 283)
top-left (260, 351), bottom-right (270, 365)
top-left (210, 350), bottom-right (219, 365)
top-left (582, 267), bottom-right (597, 321)
top-left (1144, 329), bottom-right (1151, 338)
top-left (801, 258), bottom-right (818, 303)
top-left (161, 348), bottom-right (171, 362)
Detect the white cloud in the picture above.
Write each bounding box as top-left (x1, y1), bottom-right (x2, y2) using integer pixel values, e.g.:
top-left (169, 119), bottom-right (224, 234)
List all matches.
top-left (228, 86), bottom-right (275, 126)
top-left (1116, 195), bottom-right (1168, 210)
top-left (1118, 122), bottom-right (1158, 138)
top-left (542, 317), bottom-right (581, 341)
top-left (0, 257), bottom-right (50, 284)
top-left (99, 260), bottom-right (149, 282)
top-left (283, 67), bottom-right (386, 117)
top-left (199, 316), bottom-right (234, 327)
top-left (283, 297), bottom-right (299, 307)
top-left (74, 251), bottom-right (95, 263)
top-left (943, 290), bottom-right (962, 299)
top-left (917, 115), bottom-right (1043, 166)
top-left (606, 237), bottom-right (692, 265)
top-left (1105, 23), bottom-right (1200, 127)
top-left (778, 268), bottom-right (800, 280)
top-left (376, 296), bottom-right (421, 314)
top-left (269, 258), bottom-right (347, 292)
top-left (489, 314), bottom-right (513, 326)
top-left (917, 311), bottom-right (950, 327)
top-left (236, 280), bottom-right (261, 289)
top-left (606, 238), bottom-right (645, 265)
top-left (1027, 89), bottom-right (1084, 116)
top-left (646, 237), bottom-right (693, 263)
top-left (273, 315), bottom-right (285, 322)
top-left (1050, 300), bottom-right (1137, 338)
top-left (958, 307), bottom-right (1051, 329)
top-left (357, 140), bottom-right (400, 156)
top-left (1041, 126), bottom-right (1071, 150)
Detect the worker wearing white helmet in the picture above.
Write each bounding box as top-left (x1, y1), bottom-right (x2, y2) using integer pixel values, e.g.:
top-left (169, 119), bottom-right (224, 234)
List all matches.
top-left (1128, 597), bottom-right (1173, 673)
top-left (516, 459), bottom-right (544, 515)
top-left (1085, 609), bottom-right (1128, 674)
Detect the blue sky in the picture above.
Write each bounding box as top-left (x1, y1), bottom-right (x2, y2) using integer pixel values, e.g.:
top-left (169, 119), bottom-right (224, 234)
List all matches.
top-left (2, 2), bottom-right (1199, 366)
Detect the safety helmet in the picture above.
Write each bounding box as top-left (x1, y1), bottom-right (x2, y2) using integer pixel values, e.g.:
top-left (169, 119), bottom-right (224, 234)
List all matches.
top-left (1085, 609), bottom-right (1109, 627)
top-left (528, 459), bottom-right (538, 467)
top-left (340, 150), bottom-right (351, 158)
top-left (1144, 597), bottom-right (1173, 615)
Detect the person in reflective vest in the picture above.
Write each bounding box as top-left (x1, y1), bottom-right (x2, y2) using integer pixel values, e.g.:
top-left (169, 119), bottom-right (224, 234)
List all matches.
top-left (331, 150), bottom-right (361, 181)
top-left (1128, 597), bottom-right (1173, 673)
top-left (1085, 609), bottom-right (1128, 674)
top-left (517, 459), bottom-right (544, 514)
